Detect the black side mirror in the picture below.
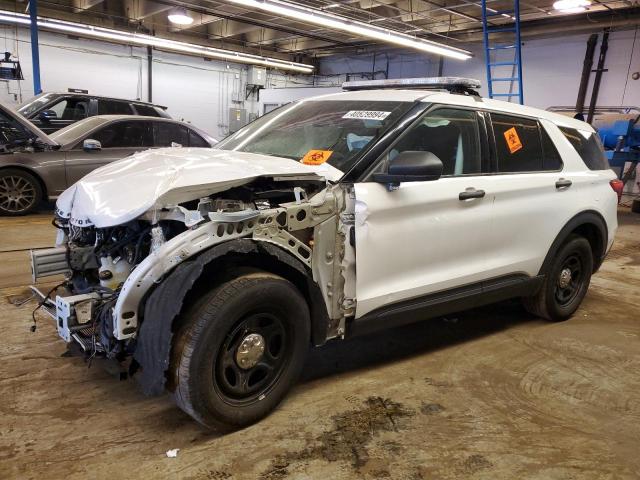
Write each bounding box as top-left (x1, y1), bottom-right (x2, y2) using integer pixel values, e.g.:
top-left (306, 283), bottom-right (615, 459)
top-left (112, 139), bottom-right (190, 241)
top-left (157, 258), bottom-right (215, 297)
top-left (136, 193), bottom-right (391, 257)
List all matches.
top-left (373, 151), bottom-right (443, 190)
top-left (39, 109), bottom-right (57, 121)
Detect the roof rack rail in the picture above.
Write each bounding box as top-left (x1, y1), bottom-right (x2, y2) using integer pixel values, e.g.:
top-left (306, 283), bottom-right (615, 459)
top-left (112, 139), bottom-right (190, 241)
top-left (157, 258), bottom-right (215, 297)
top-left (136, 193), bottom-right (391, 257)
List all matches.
top-left (342, 77), bottom-right (482, 96)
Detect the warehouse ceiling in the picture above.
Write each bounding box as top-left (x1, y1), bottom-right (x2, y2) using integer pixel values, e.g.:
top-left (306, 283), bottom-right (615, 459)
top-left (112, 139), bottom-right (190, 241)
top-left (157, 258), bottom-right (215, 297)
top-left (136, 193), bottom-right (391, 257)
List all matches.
top-left (2, 0), bottom-right (638, 63)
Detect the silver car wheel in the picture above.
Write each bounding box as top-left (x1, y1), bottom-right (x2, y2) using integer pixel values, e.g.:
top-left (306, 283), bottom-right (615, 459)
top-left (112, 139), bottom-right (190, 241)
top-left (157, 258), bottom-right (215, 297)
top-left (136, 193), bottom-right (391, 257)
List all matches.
top-left (0, 174), bottom-right (37, 213)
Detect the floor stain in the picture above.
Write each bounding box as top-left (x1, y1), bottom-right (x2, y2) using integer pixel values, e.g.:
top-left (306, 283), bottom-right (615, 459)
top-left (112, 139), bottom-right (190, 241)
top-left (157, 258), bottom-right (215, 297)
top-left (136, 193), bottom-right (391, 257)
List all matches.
top-left (260, 396), bottom-right (414, 479)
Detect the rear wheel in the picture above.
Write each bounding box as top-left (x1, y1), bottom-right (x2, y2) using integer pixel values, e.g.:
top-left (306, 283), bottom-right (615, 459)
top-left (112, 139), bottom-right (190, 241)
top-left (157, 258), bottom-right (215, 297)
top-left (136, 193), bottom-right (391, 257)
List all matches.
top-left (171, 272), bottom-right (310, 431)
top-left (523, 234), bottom-right (593, 321)
top-left (0, 168), bottom-right (42, 216)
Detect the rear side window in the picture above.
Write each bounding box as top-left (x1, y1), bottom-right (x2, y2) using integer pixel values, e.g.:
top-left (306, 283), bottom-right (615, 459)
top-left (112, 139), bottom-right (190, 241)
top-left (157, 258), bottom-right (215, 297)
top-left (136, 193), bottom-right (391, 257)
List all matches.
top-left (98, 100), bottom-right (134, 115)
top-left (188, 129), bottom-right (209, 147)
top-left (154, 122), bottom-right (189, 147)
top-left (558, 127), bottom-right (609, 170)
top-left (134, 104), bottom-right (161, 117)
top-left (541, 127), bottom-right (563, 171)
top-left (491, 114), bottom-right (543, 172)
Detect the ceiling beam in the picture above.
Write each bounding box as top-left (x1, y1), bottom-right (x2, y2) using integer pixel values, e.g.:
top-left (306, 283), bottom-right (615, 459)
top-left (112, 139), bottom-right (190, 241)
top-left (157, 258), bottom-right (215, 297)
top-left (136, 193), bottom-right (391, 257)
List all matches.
top-left (72, 0), bottom-right (105, 14)
top-left (124, 0), bottom-right (172, 20)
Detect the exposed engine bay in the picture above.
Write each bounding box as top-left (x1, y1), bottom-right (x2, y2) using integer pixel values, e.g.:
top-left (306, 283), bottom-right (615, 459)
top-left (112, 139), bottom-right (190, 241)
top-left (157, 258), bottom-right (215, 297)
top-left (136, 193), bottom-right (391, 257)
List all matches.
top-left (32, 175), bottom-right (356, 383)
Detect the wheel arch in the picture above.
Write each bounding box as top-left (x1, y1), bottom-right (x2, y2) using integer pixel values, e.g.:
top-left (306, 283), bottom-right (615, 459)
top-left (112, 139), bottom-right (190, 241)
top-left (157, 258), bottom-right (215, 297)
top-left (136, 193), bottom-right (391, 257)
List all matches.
top-left (539, 210), bottom-right (608, 276)
top-left (132, 238), bottom-right (329, 396)
top-left (0, 164), bottom-right (49, 199)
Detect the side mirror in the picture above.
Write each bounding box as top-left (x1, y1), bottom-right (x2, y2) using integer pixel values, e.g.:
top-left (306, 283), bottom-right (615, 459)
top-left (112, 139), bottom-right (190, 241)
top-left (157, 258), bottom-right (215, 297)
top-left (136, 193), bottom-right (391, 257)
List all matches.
top-left (83, 139), bottom-right (102, 152)
top-left (373, 151), bottom-right (443, 190)
top-left (39, 109), bottom-right (57, 121)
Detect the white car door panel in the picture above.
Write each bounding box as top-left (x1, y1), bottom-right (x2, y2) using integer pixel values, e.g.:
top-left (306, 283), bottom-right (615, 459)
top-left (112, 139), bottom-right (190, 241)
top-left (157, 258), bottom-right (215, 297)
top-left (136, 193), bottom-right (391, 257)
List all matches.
top-left (354, 177), bottom-right (494, 318)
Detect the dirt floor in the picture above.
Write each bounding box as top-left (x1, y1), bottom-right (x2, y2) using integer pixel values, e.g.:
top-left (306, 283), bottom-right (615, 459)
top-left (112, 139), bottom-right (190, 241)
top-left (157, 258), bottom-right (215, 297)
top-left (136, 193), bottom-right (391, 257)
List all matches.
top-left (1, 208), bottom-right (639, 480)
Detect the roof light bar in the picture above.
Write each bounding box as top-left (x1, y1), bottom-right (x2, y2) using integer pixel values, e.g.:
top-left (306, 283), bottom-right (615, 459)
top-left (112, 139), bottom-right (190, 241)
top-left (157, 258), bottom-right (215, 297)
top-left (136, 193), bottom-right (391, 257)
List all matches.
top-left (342, 76), bottom-right (481, 93)
top-left (0, 9), bottom-right (314, 73)
top-left (225, 0), bottom-right (472, 60)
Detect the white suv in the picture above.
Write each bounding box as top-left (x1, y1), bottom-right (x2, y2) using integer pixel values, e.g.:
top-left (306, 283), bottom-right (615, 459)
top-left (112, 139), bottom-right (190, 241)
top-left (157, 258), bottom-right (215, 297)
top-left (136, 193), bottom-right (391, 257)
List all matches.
top-left (33, 78), bottom-right (619, 430)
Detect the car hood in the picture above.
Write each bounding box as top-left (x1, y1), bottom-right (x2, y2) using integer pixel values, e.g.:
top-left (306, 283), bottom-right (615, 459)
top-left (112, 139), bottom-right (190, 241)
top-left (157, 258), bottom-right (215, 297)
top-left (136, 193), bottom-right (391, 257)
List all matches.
top-left (0, 103), bottom-right (57, 147)
top-left (56, 147), bottom-right (343, 228)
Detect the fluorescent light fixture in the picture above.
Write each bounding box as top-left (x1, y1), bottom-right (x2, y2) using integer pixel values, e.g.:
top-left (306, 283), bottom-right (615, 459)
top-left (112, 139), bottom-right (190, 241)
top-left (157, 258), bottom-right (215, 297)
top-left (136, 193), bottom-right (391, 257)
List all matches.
top-left (0, 9), bottom-right (314, 73)
top-left (226, 0), bottom-right (471, 60)
top-left (168, 7), bottom-right (194, 25)
top-left (553, 0), bottom-right (590, 12)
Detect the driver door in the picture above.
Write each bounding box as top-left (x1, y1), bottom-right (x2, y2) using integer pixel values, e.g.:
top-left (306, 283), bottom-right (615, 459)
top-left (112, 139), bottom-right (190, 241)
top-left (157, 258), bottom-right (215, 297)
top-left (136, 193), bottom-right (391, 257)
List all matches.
top-left (353, 107), bottom-right (497, 318)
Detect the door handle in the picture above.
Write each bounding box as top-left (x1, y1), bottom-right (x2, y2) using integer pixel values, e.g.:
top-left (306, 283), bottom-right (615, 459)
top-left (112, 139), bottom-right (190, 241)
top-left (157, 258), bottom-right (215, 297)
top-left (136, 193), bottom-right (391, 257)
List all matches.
top-left (555, 178), bottom-right (572, 189)
top-left (459, 188), bottom-right (486, 200)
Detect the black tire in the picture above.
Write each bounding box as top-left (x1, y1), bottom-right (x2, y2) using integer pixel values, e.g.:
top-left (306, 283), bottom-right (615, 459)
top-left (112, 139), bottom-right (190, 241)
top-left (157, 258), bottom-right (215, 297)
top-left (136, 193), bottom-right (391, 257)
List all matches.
top-left (0, 168), bottom-right (43, 216)
top-left (523, 234), bottom-right (593, 321)
top-left (171, 272), bottom-right (310, 431)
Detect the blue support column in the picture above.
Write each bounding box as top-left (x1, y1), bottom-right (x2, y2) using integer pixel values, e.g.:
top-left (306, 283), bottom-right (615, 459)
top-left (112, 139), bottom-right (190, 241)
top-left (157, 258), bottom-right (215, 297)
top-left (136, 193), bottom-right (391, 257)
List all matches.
top-left (29, 0), bottom-right (42, 95)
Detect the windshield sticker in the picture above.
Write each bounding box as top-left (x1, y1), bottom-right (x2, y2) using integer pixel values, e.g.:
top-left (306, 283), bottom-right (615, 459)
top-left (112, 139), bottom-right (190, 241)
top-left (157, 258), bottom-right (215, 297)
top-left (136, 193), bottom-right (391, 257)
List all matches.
top-left (342, 110), bottom-right (391, 121)
top-left (301, 150), bottom-right (333, 165)
top-left (504, 127), bottom-right (523, 154)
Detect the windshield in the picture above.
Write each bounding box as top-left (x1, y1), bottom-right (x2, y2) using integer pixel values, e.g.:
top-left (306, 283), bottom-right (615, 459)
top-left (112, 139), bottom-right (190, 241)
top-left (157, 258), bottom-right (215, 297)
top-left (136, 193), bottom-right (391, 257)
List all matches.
top-left (17, 93), bottom-right (57, 118)
top-left (216, 100), bottom-right (413, 172)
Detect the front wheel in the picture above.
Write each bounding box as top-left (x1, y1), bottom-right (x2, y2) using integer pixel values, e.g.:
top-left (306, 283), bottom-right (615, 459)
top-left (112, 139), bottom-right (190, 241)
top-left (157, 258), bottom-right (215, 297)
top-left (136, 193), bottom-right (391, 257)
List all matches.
top-left (523, 234), bottom-right (593, 321)
top-left (171, 272), bottom-right (310, 431)
top-left (0, 168), bottom-right (43, 216)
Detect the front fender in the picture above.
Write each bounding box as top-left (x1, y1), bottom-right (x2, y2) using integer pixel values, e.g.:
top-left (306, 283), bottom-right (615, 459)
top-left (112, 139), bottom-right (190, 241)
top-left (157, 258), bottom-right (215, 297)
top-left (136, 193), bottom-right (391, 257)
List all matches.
top-left (133, 238), bottom-right (328, 396)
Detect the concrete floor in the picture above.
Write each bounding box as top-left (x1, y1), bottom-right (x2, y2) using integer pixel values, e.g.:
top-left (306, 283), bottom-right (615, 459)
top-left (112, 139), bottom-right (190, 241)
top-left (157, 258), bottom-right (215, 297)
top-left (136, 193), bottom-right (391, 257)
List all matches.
top-left (1, 209), bottom-right (639, 480)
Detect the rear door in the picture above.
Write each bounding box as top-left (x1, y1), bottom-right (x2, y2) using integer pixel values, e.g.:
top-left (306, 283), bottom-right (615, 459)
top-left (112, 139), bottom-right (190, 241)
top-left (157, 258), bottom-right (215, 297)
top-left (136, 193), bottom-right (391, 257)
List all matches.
top-left (481, 113), bottom-right (581, 279)
top-left (353, 106), bottom-right (496, 318)
top-left (64, 120), bottom-right (153, 186)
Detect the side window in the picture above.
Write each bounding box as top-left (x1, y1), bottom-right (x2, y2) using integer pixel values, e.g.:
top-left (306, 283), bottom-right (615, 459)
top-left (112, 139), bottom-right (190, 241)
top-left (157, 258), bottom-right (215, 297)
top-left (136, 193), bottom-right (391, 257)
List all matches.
top-left (97, 100), bottom-right (134, 115)
top-left (154, 122), bottom-right (188, 147)
top-left (188, 129), bottom-right (209, 147)
top-left (384, 108), bottom-right (483, 176)
top-left (491, 113), bottom-right (544, 172)
top-left (89, 121), bottom-right (153, 148)
top-left (133, 104), bottom-right (160, 117)
top-left (49, 97), bottom-right (89, 120)
top-left (558, 126), bottom-right (609, 170)
top-left (541, 126), bottom-right (562, 171)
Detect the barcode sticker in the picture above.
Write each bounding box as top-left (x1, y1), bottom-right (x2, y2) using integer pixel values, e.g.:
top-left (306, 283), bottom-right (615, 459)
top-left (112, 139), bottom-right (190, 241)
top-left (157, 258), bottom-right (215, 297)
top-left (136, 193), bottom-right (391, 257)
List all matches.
top-left (342, 110), bottom-right (391, 121)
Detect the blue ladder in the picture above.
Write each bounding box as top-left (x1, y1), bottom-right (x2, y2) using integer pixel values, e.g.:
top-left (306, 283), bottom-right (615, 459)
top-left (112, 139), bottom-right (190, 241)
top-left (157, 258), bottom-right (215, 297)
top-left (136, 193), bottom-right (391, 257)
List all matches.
top-left (481, 0), bottom-right (523, 104)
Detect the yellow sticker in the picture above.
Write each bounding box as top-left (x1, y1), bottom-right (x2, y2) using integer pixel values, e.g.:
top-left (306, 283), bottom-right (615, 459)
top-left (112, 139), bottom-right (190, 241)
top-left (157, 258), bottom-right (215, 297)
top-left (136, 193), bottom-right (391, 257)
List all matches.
top-left (301, 150), bottom-right (333, 165)
top-left (504, 127), bottom-right (523, 154)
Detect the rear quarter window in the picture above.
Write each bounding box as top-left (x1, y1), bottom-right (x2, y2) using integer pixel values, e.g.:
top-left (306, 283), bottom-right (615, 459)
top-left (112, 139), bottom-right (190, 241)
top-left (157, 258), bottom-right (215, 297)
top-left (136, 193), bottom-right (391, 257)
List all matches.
top-left (558, 127), bottom-right (609, 170)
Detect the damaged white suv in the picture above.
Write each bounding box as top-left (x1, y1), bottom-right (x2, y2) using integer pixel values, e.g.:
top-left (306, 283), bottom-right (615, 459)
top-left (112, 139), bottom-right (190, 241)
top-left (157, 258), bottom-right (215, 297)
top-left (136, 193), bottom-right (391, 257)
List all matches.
top-left (33, 78), bottom-right (619, 430)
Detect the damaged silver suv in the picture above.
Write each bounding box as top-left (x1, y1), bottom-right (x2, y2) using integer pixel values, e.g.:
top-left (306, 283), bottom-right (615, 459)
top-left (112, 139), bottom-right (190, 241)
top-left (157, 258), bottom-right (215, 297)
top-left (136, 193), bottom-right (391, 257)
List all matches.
top-left (32, 78), bottom-right (618, 430)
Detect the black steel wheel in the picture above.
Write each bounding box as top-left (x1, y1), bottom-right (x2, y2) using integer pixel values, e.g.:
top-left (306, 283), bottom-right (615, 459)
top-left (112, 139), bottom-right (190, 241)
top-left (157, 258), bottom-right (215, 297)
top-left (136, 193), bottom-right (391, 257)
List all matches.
top-left (215, 312), bottom-right (289, 404)
top-left (0, 169), bottom-right (42, 216)
top-left (171, 272), bottom-right (310, 431)
top-left (523, 234), bottom-right (593, 321)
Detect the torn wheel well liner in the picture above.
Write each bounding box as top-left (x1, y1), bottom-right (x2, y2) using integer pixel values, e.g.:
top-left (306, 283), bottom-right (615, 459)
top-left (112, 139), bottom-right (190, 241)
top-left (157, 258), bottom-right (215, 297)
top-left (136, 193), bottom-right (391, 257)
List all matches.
top-left (133, 238), bottom-right (329, 396)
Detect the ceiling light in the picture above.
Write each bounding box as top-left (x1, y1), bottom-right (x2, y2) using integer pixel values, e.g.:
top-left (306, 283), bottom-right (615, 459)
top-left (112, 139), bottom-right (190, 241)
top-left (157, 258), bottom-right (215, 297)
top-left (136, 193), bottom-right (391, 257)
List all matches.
top-left (553, 0), bottom-right (590, 12)
top-left (225, 0), bottom-right (471, 60)
top-left (168, 7), bottom-right (194, 25)
top-left (0, 10), bottom-right (314, 73)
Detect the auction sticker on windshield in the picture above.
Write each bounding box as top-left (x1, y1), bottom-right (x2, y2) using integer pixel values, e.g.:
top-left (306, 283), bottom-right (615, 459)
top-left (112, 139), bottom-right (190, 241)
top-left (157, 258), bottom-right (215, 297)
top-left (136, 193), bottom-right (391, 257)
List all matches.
top-left (342, 111), bottom-right (391, 121)
top-left (301, 150), bottom-right (333, 165)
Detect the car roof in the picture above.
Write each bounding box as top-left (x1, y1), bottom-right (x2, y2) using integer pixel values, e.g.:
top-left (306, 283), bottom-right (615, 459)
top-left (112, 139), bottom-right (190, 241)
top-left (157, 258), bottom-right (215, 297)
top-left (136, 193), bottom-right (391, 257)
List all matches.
top-left (302, 89), bottom-right (593, 131)
top-left (44, 92), bottom-right (167, 109)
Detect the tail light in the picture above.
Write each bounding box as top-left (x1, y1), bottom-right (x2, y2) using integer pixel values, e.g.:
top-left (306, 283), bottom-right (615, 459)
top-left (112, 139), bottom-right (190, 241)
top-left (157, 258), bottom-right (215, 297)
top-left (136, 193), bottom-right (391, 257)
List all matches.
top-left (610, 179), bottom-right (624, 203)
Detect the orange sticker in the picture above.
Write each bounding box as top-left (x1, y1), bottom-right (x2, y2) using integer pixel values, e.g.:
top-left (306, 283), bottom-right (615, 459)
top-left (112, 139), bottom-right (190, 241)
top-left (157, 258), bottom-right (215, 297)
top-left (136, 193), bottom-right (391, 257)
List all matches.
top-left (503, 127), bottom-right (523, 154)
top-left (301, 150), bottom-right (333, 165)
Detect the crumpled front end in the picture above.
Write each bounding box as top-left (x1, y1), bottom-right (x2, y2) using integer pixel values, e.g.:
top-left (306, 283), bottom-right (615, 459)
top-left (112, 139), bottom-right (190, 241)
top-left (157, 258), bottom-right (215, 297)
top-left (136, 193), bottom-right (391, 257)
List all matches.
top-left (32, 156), bottom-right (352, 387)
